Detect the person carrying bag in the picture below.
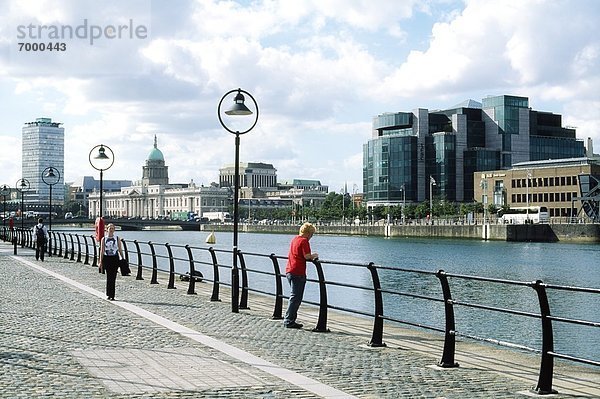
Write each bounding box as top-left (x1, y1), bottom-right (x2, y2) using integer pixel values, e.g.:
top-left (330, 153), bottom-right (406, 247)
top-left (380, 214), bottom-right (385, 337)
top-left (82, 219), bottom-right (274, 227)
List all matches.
top-left (98, 223), bottom-right (124, 301)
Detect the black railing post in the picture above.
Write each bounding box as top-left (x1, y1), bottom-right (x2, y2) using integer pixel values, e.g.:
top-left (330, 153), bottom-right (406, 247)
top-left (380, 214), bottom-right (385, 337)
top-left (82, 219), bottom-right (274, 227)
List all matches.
top-left (121, 239), bottom-right (130, 264)
top-left (83, 235), bottom-right (90, 265)
top-left (133, 240), bottom-right (143, 280)
top-left (208, 247), bottom-right (220, 302)
top-left (530, 279), bottom-right (557, 395)
top-left (69, 234), bottom-right (75, 261)
top-left (270, 253), bottom-right (283, 320)
top-left (76, 234), bottom-right (82, 263)
top-left (55, 231), bottom-right (61, 256)
top-left (367, 262), bottom-right (386, 347)
top-left (13, 230), bottom-right (17, 254)
top-left (238, 251), bottom-right (249, 310)
top-left (436, 270), bottom-right (459, 368)
top-left (184, 245), bottom-right (196, 295)
top-left (312, 259), bottom-right (330, 333)
top-left (52, 231), bottom-right (58, 255)
top-left (165, 243), bottom-right (176, 289)
top-left (148, 242), bottom-right (158, 285)
top-left (91, 235), bottom-right (98, 268)
top-left (62, 233), bottom-right (69, 259)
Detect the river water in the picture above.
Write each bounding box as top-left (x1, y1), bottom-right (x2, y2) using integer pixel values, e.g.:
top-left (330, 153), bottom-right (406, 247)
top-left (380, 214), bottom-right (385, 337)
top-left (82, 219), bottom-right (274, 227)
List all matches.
top-left (58, 228), bottom-right (600, 363)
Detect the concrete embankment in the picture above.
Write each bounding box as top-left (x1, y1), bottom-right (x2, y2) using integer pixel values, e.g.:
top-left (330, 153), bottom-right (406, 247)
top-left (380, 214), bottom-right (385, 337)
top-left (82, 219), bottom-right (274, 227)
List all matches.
top-left (202, 223), bottom-right (600, 243)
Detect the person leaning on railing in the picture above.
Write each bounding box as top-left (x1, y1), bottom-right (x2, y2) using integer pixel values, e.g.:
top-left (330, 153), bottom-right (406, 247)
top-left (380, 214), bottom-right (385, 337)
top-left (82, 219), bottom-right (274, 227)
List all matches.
top-left (283, 222), bottom-right (319, 329)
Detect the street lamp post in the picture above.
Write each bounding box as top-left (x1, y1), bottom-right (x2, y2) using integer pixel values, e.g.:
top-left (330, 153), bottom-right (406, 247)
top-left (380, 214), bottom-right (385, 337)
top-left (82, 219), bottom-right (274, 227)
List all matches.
top-left (400, 183), bottom-right (406, 224)
top-left (429, 176), bottom-right (436, 223)
top-left (89, 145), bottom-right (115, 219)
top-left (0, 184), bottom-right (10, 233)
top-left (218, 88), bottom-right (259, 313)
top-left (42, 167), bottom-right (60, 256)
top-left (16, 178), bottom-right (30, 247)
top-left (526, 169), bottom-right (532, 223)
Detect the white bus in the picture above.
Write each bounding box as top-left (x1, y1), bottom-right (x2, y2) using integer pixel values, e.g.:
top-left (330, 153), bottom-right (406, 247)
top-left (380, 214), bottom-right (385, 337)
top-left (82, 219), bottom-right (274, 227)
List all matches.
top-left (499, 206), bottom-right (549, 224)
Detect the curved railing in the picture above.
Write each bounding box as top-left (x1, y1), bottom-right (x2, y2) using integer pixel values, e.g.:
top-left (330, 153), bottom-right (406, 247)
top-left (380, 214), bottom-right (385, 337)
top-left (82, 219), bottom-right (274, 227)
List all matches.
top-left (2, 227), bottom-right (598, 395)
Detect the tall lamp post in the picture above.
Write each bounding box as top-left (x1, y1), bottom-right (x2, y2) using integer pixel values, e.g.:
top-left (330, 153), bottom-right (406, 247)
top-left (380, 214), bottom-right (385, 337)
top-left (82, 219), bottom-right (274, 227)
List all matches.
top-left (16, 178), bottom-right (30, 246)
top-left (42, 167), bottom-right (60, 256)
top-left (89, 145), bottom-right (115, 219)
top-left (400, 183), bottom-right (406, 224)
top-left (526, 169), bottom-right (532, 223)
top-left (218, 88), bottom-right (259, 313)
top-left (429, 176), bottom-right (436, 223)
top-left (0, 184), bottom-right (10, 232)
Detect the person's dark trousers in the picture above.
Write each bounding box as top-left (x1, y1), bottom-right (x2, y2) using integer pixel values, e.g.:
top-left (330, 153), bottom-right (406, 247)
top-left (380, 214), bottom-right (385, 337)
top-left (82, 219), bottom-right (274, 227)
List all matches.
top-left (36, 239), bottom-right (46, 261)
top-left (284, 273), bottom-right (306, 326)
top-left (104, 256), bottom-right (119, 299)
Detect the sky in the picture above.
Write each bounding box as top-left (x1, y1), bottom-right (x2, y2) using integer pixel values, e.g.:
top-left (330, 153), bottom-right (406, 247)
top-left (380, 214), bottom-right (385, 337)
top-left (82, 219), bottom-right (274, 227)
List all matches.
top-left (1, 0), bottom-right (599, 194)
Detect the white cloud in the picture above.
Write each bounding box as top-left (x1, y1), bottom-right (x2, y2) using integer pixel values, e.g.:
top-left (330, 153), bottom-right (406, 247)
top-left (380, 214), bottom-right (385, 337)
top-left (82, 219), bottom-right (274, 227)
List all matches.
top-left (1, 0), bottom-right (599, 193)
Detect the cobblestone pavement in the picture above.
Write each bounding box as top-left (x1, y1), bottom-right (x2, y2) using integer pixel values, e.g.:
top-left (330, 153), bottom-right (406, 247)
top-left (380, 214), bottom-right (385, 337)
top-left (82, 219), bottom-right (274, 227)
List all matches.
top-left (1, 242), bottom-right (597, 398)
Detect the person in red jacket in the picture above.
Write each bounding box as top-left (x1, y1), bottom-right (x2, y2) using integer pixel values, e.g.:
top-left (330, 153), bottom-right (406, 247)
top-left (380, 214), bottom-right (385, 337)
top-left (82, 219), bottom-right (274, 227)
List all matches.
top-left (283, 222), bottom-right (318, 329)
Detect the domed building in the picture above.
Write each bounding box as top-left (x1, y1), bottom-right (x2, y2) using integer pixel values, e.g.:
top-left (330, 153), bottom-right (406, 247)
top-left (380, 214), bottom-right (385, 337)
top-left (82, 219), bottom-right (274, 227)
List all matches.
top-left (88, 136), bottom-right (230, 220)
top-left (142, 135), bottom-right (169, 186)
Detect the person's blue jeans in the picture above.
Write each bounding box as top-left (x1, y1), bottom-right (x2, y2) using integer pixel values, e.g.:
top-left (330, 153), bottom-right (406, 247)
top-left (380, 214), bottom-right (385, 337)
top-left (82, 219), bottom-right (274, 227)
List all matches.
top-left (284, 273), bottom-right (306, 326)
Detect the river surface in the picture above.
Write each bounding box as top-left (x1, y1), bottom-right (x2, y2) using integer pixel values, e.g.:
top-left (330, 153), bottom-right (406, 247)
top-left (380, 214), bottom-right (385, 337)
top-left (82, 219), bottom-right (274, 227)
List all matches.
top-left (57, 228), bottom-right (599, 363)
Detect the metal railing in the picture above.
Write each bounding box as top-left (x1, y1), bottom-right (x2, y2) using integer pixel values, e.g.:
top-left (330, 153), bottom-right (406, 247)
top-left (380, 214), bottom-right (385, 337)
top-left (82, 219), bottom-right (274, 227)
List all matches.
top-left (3, 227), bottom-right (598, 395)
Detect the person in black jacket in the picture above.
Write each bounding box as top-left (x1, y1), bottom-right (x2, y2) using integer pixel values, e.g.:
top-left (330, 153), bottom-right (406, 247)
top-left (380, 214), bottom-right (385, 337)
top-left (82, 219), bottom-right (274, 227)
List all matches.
top-left (33, 218), bottom-right (48, 261)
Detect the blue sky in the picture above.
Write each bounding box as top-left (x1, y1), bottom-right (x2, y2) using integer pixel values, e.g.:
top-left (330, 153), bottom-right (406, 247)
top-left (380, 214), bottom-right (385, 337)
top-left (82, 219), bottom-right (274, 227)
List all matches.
top-left (1, 0), bottom-right (599, 193)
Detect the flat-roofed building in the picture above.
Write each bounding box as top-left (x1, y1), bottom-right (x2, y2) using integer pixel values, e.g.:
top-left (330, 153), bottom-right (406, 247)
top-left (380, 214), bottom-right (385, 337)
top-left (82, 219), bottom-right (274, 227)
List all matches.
top-left (474, 157), bottom-right (600, 221)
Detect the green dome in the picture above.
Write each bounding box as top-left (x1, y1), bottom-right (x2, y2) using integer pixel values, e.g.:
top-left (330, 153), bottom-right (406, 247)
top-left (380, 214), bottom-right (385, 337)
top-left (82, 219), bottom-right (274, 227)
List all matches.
top-left (148, 135), bottom-right (165, 161)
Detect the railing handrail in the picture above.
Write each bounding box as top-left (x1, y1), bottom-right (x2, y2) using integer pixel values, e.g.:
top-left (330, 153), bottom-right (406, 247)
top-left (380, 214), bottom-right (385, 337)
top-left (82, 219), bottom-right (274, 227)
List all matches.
top-left (21, 230), bottom-right (599, 395)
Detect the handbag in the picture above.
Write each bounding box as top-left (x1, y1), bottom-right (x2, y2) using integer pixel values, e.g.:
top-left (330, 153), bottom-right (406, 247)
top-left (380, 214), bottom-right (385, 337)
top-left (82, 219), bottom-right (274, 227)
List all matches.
top-left (119, 258), bottom-right (131, 276)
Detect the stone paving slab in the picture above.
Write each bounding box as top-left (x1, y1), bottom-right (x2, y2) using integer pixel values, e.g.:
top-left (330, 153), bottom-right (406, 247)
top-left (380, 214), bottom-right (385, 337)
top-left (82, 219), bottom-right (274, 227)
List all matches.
top-left (1, 242), bottom-right (598, 398)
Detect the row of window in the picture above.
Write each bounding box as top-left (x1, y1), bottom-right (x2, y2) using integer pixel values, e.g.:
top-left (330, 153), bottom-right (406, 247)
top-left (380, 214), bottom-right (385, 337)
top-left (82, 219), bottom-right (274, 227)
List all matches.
top-left (549, 208), bottom-right (577, 217)
top-left (511, 192), bottom-right (578, 204)
top-left (512, 175), bottom-right (578, 188)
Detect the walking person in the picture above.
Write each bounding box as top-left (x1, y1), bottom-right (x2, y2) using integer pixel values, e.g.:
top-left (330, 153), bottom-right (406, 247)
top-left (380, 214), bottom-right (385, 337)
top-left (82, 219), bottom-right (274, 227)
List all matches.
top-left (98, 224), bottom-right (123, 301)
top-left (283, 222), bottom-right (319, 329)
top-left (33, 218), bottom-right (48, 261)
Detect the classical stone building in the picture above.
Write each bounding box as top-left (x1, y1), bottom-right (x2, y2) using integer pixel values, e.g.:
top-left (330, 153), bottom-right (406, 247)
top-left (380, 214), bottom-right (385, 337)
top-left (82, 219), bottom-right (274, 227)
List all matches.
top-left (88, 137), bottom-right (230, 219)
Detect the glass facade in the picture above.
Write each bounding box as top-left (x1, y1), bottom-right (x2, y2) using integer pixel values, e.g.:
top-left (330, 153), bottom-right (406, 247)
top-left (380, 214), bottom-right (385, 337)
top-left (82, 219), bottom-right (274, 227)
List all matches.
top-left (530, 136), bottom-right (585, 160)
top-left (22, 118), bottom-right (65, 207)
top-left (364, 95), bottom-right (584, 206)
top-left (429, 133), bottom-right (456, 200)
top-left (363, 135), bottom-right (417, 202)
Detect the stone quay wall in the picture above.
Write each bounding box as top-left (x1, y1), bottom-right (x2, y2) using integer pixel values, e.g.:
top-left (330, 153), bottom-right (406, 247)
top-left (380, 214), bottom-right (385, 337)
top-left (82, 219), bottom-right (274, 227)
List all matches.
top-left (202, 222), bottom-right (600, 243)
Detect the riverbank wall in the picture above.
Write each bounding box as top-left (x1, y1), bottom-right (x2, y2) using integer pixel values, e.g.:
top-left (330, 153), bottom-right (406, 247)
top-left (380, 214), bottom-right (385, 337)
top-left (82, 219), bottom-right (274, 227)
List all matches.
top-left (201, 223), bottom-right (600, 243)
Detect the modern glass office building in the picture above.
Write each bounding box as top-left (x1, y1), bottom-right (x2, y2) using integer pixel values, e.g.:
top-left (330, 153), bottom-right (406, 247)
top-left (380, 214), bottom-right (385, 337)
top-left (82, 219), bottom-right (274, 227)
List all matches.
top-left (22, 117), bottom-right (65, 209)
top-left (363, 95), bottom-right (585, 207)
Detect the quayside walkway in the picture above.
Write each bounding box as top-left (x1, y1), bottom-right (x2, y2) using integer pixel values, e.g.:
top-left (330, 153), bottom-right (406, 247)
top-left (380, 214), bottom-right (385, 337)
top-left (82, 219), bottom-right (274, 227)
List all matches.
top-left (1, 242), bottom-right (598, 398)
